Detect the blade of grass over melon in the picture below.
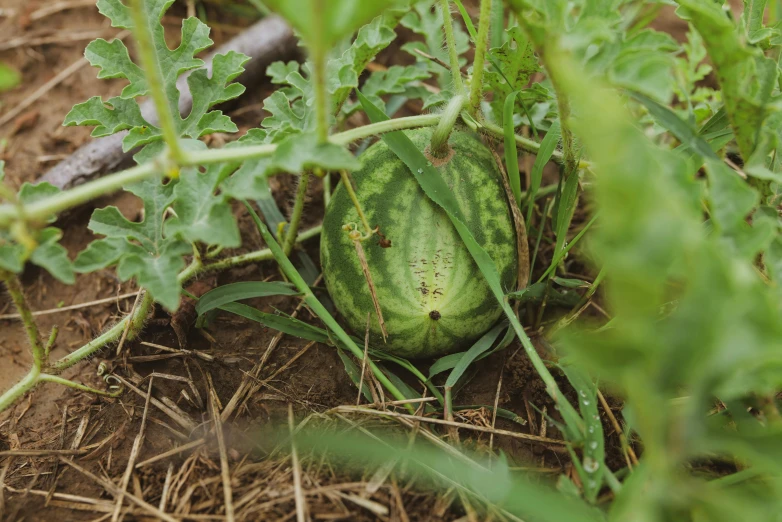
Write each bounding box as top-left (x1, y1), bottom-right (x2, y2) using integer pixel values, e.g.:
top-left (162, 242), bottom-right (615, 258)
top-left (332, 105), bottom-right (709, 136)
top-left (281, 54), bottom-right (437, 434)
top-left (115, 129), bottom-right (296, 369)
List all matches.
top-left (219, 302), bottom-right (330, 343)
top-left (357, 90), bottom-right (584, 433)
top-left (526, 121), bottom-right (561, 230)
top-left (629, 91), bottom-right (718, 160)
top-left (195, 282), bottom-right (299, 316)
top-left (241, 201), bottom-right (414, 412)
top-left (504, 91), bottom-right (523, 205)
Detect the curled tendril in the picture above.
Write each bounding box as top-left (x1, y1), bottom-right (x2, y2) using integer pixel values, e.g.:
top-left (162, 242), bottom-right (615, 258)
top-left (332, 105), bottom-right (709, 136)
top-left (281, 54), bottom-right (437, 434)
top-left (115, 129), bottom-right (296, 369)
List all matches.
top-left (97, 362), bottom-right (123, 395)
top-left (342, 222), bottom-right (377, 242)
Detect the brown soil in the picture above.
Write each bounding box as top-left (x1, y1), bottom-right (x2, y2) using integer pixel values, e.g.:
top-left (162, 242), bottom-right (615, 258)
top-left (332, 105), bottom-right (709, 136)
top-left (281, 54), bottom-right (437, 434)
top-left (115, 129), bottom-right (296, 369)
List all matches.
top-left (0, 2), bottom-right (631, 521)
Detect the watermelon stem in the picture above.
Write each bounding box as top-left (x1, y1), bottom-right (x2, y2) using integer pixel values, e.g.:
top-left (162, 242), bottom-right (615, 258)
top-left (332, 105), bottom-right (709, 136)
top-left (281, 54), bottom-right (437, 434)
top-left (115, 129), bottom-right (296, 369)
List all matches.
top-left (310, 0), bottom-right (330, 143)
top-left (430, 95), bottom-right (467, 158)
top-left (440, 0), bottom-right (466, 96)
top-left (282, 171), bottom-right (311, 256)
top-left (0, 116), bottom-right (445, 229)
top-left (128, 0), bottom-right (185, 165)
top-left (2, 273), bottom-right (45, 372)
top-left (468, 0), bottom-right (493, 115)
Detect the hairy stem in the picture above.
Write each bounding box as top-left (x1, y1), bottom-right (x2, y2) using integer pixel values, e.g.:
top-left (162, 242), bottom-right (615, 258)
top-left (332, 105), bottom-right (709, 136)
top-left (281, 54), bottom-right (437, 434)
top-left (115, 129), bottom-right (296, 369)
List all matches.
top-left (283, 172), bottom-right (311, 256)
top-left (0, 368), bottom-right (40, 413)
top-left (430, 95), bottom-right (466, 156)
top-left (44, 326), bottom-right (59, 359)
top-left (0, 116), bottom-right (441, 228)
top-left (203, 225), bottom-right (321, 273)
top-left (311, 0), bottom-right (330, 143)
top-left (468, 0), bottom-right (493, 115)
top-left (128, 0), bottom-right (184, 164)
top-left (440, 0), bottom-right (465, 95)
top-left (243, 202), bottom-right (413, 411)
top-left (4, 275), bottom-right (45, 370)
top-left (39, 374), bottom-right (122, 397)
top-left (490, 0), bottom-right (504, 49)
top-left (50, 291), bottom-right (155, 372)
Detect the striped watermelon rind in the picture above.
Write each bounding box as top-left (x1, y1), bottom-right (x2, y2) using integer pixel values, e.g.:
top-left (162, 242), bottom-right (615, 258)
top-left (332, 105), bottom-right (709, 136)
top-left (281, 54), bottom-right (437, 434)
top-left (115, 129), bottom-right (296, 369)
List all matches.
top-left (320, 128), bottom-right (518, 359)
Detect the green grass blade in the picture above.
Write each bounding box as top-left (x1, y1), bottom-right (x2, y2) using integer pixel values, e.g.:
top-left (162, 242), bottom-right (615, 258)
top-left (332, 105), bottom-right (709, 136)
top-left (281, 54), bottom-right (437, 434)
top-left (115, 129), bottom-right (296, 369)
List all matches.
top-left (552, 164), bottom-right (580, 255)
top-left (357, 89), bottom-right (584, 434)
top-left (195, 281), bottom-right (299, 316)
top-left (445, 322), bottom-right (506, 388)
top-left (526, 121), bottom-right (561, 230)
top-left (561, 364), bottom-right (606, 503)
top-left (537, 212), bottom-right (599, 284)
top-left (379, 364), bottom-right (422, 401)
top-left (336, 347), bottom-right (374, 403)
top-left (219, 302), bottom-right (330, 343)
top-left (452, 0), bottom-right (479, 39)
top-left (369, 350), bottom-right (445, 404)
top-left (630, 91), bottom-right (718, 160)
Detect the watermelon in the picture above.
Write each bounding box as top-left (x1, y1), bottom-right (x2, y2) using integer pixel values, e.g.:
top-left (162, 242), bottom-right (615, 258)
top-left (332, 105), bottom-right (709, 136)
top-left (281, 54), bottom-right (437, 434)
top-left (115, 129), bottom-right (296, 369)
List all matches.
top-left (321, 128), bottom-right (518, 359)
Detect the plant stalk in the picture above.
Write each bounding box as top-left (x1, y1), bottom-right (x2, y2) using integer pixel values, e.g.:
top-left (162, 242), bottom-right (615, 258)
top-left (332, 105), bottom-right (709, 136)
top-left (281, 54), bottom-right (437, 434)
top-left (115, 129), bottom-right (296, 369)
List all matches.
top-left (468, 0), bottom-right (493, 115)
top-left (50, 291), bottom-right (155, 372)
top-left (38, 374), bottom-right (122, 397)
top-left (0, 116), bottom-right (442, 227)
top-left (202, 225), bottom-right (321, 273)
top-left (128, 0), bottom-right (185, 164)
top-left (310, 0), bottom-right (330, 143)
top-left (282, 172), bottom-right (311, 256)
top-left (0, 368), bottom-right (40, 413)
top-left (440, 0), bottom-right (465, 95)
top-left (4, 275), bottom-right (45, 370)
top-left (430, 95), bottom-right (466, 156)
top-left (490, 0), bottom-right (504, 49)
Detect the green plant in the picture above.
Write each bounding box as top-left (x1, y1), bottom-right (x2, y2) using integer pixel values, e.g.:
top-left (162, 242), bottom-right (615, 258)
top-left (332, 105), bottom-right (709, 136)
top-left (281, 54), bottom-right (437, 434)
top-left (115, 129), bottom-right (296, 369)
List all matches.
top-left (2, 0), bottom-right (782, 519)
